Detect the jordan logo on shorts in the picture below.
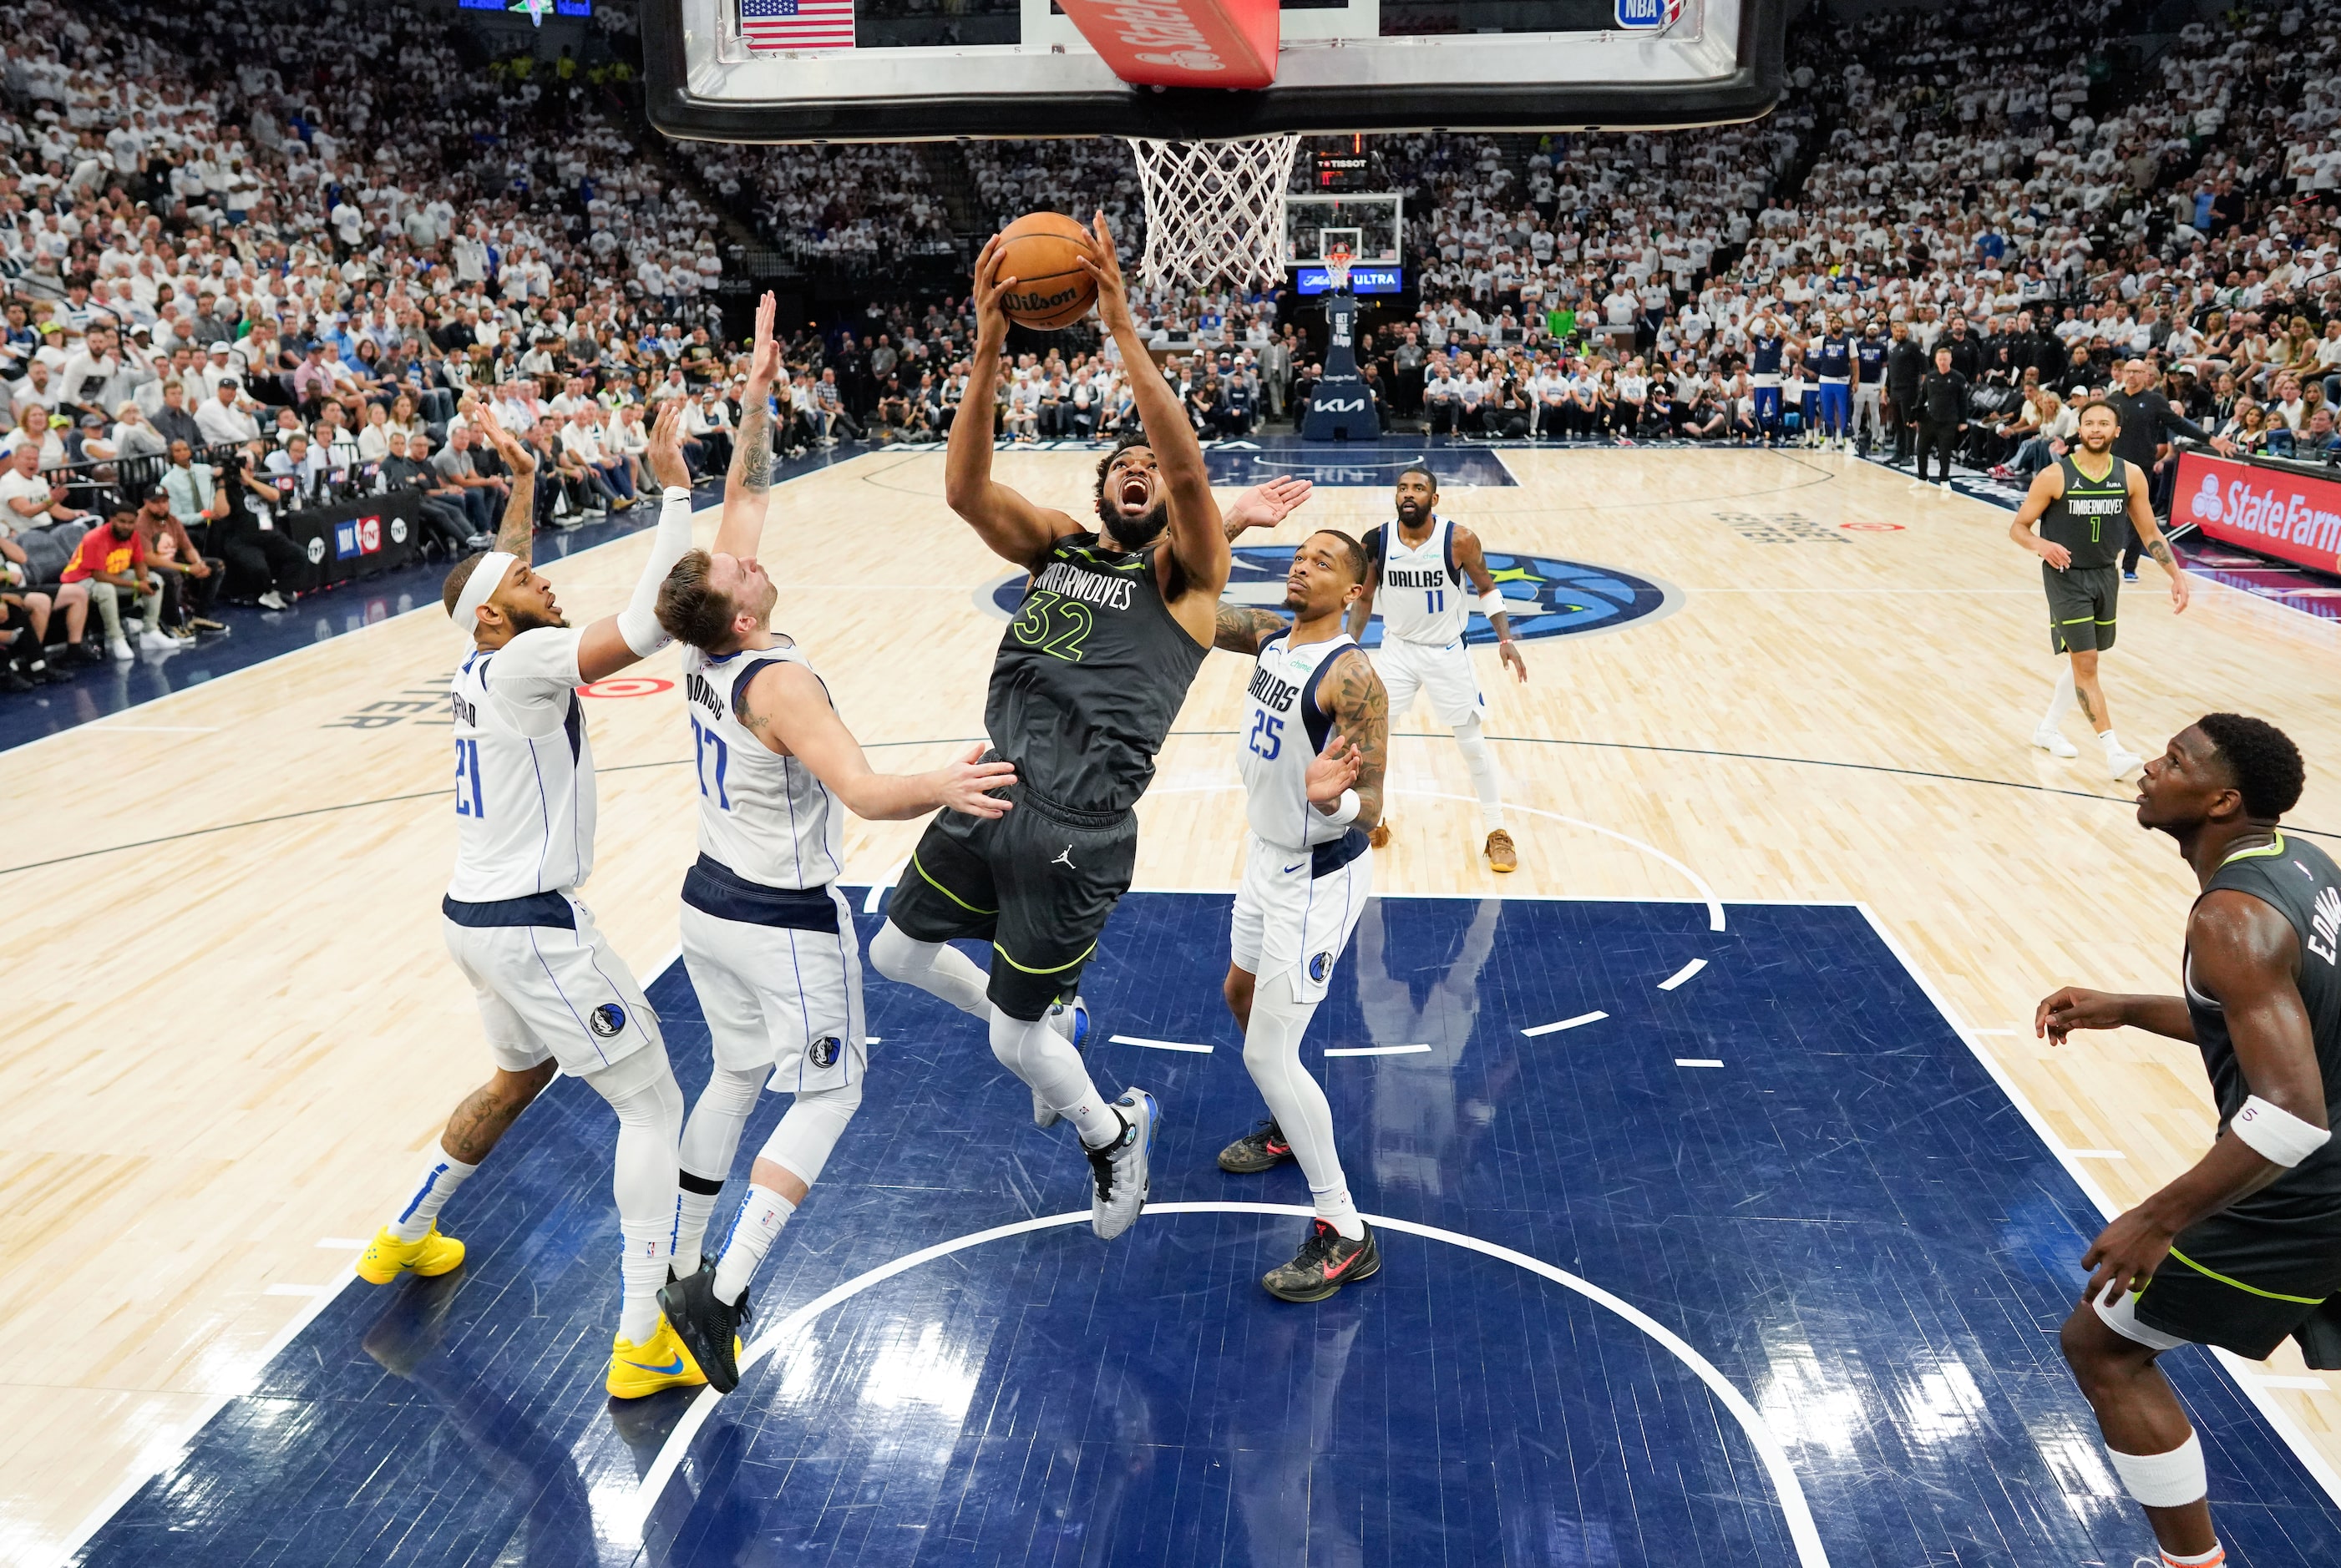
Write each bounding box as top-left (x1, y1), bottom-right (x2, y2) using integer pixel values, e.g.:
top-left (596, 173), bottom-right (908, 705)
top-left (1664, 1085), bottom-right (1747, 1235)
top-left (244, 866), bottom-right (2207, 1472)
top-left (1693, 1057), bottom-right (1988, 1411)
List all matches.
top-left (1051, 847), bottom-right (1077, 870)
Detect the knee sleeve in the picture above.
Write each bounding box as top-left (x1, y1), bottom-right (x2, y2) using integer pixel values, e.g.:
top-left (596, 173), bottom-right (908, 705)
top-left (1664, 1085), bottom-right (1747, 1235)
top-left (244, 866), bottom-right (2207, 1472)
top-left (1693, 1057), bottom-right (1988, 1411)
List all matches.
top-left (869, 919), bottom-right (990, 1018)
top-left (989, 1005), bottom-right (1101, 1119)
top-left (1451, 716), bottom-right (1505, 829)
top-left (680, 1062), bottom-right (765, 1182)
top-left (582, 1047), bottom-right (684, 1230)
top-left (763, 1078), bottom-right (863, 1189)
top-left (2105, 1432), bottom-right (2207, 1509)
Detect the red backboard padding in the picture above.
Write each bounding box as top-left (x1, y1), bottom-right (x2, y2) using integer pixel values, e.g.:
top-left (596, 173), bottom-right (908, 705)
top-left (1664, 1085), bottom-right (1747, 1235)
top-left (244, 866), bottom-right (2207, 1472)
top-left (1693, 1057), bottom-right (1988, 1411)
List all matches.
top-left (1055, 0), bottom-right (1281, 90)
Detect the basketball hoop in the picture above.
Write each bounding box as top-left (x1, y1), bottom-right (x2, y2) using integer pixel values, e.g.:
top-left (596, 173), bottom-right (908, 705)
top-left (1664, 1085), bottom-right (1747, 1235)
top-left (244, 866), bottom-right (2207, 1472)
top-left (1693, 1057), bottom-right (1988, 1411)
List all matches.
top-left (1123, 134), bottom-right (1302, 294)
top-left (1322, 245), bottom-right (1354, 295)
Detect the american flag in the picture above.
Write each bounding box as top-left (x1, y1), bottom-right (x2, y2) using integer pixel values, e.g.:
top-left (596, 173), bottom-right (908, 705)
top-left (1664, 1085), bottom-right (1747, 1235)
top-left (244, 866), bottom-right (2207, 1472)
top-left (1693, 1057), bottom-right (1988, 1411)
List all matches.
top-left (742, 0), bottom-right (855, 51)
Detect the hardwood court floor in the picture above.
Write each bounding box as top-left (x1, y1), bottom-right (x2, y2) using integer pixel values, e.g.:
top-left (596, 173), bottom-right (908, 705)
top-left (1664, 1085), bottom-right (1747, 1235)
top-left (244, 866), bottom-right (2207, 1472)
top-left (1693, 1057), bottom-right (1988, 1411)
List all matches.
top-left (3, 445), bottom-right (2338, 1562)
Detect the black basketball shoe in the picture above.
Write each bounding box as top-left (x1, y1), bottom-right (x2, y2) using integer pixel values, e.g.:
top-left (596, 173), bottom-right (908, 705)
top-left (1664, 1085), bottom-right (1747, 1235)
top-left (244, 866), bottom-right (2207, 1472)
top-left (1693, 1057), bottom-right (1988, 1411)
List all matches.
top-left (656, 1256), bottom-right (750, 1393)
top-left (1262, 1219), bottom-right (1381, 1303)
top-left (1217, 1119), bottom-right (1295, 1174)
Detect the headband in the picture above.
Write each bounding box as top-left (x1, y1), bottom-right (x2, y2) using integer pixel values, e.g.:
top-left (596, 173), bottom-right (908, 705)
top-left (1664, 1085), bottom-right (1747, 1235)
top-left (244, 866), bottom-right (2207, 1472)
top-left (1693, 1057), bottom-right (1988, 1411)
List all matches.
top-left (452, 551), bottom-right (516, 635)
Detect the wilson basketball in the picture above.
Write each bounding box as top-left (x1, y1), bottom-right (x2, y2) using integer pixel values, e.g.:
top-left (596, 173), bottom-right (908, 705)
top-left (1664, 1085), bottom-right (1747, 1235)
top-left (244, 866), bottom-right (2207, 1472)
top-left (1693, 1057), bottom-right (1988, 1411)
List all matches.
top-left (995, 212), bottom-right (1097, 330)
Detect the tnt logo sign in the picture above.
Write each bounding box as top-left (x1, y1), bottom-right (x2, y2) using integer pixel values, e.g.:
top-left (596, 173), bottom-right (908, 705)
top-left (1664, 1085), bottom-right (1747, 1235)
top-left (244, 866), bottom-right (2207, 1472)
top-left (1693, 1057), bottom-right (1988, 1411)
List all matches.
top-left (333, 516), bottom-right (386, 561)
top-left (1614, 0), bottom-right (1684, 28)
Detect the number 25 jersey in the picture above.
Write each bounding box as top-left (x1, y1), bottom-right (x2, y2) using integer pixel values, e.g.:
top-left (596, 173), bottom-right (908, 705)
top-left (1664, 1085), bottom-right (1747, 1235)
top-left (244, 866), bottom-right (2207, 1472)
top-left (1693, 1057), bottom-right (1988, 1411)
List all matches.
top-left (1239, 630), bottom-right (1359, 852)
top-left (990, 533), bottom-right (1208, 818)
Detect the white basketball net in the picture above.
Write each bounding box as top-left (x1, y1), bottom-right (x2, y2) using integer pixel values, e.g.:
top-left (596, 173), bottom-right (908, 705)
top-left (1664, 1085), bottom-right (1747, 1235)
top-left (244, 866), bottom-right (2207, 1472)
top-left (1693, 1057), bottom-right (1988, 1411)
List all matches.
top-left (1123, 134), bottom-right (1302, 293)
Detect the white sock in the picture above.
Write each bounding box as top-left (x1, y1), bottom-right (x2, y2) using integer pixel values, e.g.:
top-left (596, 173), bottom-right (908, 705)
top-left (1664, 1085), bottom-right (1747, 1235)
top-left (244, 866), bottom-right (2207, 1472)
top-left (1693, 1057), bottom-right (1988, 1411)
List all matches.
top-left (2040, 667), bottom-right (2075, 733)
top-left (869, 921), bottom-right (991, 1018)
top-left (390, 1150), bottom-right (479, 1242)
top-left (674, 1180), bottom-right (722, 1275)
top-left (713, 1186), bottom-right (798, 1305)
top-left (2159, 1545), bottom-right (2223, 1566)
top-left (582, 1048), bottom-right (686, 1345)
top-left (1452, 716), bottom-right (1505, 832)
top-left (990, 1006), bottom-right (1119, 1146)
top-left (2101, 729), bottom-right (2126, 755)
top-left (1241, 970), bottom-right (1365, 1241)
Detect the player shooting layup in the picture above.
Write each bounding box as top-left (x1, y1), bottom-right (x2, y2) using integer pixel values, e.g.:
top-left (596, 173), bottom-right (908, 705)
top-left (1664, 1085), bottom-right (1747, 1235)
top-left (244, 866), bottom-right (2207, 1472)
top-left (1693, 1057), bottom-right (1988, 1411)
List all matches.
top-left (868, 215), bottom-right (1308, 1240)
top-left (357, 401), bottom-right (711, 1401)
top-left (640, 296), bottom-right (1016, 1393)
top-left (1211, 529), bottom-right (1391, 1301)
top-left (2038, 715), bottom-right (2338, 1568)
top-left (1345, 465), bottom-right (1528, 873)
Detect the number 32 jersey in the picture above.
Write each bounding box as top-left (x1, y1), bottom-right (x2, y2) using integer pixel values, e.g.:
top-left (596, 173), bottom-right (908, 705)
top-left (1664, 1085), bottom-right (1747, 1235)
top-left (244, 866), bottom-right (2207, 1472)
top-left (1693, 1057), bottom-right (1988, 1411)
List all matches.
top-left (447, 627), bottom-right (596, 903)
top-left (1362, 516), bottom-right (1467, 647)
top-left (990, 533), bottom-right (1208, 818)
top-left (1239, 630), bottom-right (1359, 852)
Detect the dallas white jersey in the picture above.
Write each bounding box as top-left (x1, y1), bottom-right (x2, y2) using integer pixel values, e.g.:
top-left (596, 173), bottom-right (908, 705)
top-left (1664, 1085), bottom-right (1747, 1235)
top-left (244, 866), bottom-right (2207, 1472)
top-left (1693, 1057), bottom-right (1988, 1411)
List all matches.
top-left (680, 639), bottom-right (844, 889)
top-left (1369, 516), bottom-right (1468, 647)
top-left (447, 627), bottom-right (596, 903)
top-left (1239, 630), bottom-right (1359, 852)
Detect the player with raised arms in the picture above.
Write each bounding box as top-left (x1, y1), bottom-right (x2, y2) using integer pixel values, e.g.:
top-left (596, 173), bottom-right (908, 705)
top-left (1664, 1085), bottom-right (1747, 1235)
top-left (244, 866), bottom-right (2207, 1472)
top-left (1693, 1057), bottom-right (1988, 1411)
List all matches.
top-left (1210, 529), bottom-right (1391, 1300)
top-left (867, 213), bottom-right (1310, 1239)
top-left (356, 399), bottom-right (713, 1401)
top-left (642, 296), bottom-right (1017, 1393)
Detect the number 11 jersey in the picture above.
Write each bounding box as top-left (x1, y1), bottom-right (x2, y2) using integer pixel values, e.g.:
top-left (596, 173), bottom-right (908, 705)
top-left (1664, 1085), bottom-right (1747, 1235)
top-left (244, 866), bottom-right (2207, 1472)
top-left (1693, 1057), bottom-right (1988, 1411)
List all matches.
top-left (990, 533), bottom-right (1208, 817)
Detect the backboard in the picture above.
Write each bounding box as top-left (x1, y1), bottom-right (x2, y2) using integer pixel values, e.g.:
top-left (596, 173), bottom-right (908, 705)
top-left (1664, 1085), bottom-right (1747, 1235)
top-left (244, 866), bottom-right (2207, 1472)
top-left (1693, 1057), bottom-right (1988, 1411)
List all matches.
top-left (644, 0), bottom-right (1786, 145)
top-left (1284, 193), bottom-right (1401, 269)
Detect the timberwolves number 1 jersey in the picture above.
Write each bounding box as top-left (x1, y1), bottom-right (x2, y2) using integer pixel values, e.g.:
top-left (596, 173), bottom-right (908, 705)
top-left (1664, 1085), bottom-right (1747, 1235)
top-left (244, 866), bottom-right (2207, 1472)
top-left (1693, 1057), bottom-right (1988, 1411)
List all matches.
top-left (680, 640), bottom-right (844, 890)
top-left (1239, 630), bottom-right (1360, 852)
top-left (1364, 517), bottom-right (1467, 647)
top-left (447, 627), bottom-right (596, 903)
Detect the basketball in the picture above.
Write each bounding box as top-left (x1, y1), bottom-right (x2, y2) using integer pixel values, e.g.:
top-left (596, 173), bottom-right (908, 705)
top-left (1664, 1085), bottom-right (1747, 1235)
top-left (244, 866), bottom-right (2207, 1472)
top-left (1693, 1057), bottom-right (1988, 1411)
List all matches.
top-left (995, 211), bottom-right (1097, 330)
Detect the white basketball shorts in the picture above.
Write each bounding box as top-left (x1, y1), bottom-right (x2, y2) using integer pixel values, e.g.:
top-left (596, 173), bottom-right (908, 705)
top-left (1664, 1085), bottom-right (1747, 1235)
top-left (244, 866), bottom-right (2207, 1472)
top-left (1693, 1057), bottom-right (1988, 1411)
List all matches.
top-left (1375, 636), bottom-right (1486, 728)
top-left (442, 893), bottom-right (663, 1076)
top-left (1229, 831), bottom-right (1373, 1005)
top-left (680, 886), bottom-right (866, 1093)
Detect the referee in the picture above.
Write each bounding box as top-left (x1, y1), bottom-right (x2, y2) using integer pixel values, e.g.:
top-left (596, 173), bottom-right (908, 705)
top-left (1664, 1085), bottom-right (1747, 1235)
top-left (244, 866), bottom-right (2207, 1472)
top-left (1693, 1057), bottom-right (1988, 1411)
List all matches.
top-left (2104, 357), bottom-right (2235, 578)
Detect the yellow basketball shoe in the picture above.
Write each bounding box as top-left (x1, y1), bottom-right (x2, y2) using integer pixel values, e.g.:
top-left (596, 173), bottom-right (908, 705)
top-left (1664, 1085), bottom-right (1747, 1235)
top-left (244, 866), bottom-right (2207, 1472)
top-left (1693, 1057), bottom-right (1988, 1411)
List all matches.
top-left (356, 1223), bottom-right (466, 1285)
top-left (607, 1317), bottom-right (712, 1400)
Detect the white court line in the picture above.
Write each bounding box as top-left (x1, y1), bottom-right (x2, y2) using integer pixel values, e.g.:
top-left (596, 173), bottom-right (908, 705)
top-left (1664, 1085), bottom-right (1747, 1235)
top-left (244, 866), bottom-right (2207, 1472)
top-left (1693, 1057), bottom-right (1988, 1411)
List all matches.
top-left (1110, 1034), bottom-right (1214, 1054)
top-left (314, 1237), bottom-right (365, 1250)
top-left (1325, 1043), bottom-right (1432, 1057)
top-left (1658, 958), bottom-right (1708, 990)
top-left (1393, 790), bottom-right (1726, 932)
top-left (2260, 1377), bottom-right (2333, 1391)
top-left (623, 1202), bottom-right (1833, 1568)
top-left (1855, 902), bottom-right (2341, 1510)
top-left (1676, 1059), bottom-right (1726, 1068)
top-left (2068, 1149), bottom-right (2128, 1160)
top-left (1523, 1010), bottom-right (1608, 1037)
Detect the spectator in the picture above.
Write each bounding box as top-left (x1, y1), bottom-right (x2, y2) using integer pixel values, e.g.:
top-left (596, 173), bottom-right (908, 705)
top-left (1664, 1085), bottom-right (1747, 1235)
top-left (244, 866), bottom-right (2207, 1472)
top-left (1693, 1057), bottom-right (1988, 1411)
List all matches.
top-left (61, 508), bottom-right (175, 659)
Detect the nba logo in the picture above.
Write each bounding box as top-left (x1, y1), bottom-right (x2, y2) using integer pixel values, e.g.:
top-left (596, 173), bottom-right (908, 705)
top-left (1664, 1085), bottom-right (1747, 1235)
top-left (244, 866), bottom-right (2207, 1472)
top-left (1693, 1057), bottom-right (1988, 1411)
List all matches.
top-left (332, 519), bottom-right (362, 560)
top-left (1614, 0), bottom-right (1682, 28)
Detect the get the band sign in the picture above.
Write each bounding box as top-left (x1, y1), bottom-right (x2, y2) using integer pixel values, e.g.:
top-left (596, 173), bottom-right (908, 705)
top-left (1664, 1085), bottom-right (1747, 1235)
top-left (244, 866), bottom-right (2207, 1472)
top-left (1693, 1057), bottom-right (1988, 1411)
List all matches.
top-left (2175, 451), bottom-right (2341, 577)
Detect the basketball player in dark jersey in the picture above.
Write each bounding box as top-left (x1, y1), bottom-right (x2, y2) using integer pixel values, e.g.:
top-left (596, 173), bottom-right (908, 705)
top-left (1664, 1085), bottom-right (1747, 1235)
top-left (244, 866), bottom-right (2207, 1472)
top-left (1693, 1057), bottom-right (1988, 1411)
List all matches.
top-left (2009, 398), bottom-right (2189, 778)
top-left (869, 214), bottom-right (1310, 1241)
top-left (2038, 713), bottom-right (2336, 1568)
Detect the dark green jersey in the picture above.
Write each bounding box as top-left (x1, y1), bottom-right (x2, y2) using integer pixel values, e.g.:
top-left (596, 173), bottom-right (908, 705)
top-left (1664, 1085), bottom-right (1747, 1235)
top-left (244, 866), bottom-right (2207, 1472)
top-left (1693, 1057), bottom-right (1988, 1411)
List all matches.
top-left (2041, 453), bottom-right (2131, 569)
top-left (2184, 832), bottom-right (2341, 1228)
top-left (987, 533), bottom-right (1209, 817)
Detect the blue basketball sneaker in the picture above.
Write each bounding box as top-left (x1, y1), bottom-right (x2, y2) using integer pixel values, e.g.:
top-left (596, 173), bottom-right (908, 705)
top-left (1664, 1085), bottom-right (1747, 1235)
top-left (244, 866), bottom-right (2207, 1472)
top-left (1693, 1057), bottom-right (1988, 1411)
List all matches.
top-left (1087, 1088), bottom-right (1156, 1241)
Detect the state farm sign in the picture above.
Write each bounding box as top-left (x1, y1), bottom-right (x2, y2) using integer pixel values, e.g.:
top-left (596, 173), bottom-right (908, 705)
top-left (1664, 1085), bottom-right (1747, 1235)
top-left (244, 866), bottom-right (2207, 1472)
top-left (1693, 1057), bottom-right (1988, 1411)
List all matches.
top-left (2175, 450), bottom-right (2341, 577)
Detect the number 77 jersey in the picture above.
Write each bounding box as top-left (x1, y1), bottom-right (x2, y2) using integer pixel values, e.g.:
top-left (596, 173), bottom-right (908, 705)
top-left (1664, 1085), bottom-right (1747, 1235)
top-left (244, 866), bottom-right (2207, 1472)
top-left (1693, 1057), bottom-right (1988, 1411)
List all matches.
top-left (678, 640), bottom-right (844, 890)
top-left (987, 533), bottom-right (1209, 819)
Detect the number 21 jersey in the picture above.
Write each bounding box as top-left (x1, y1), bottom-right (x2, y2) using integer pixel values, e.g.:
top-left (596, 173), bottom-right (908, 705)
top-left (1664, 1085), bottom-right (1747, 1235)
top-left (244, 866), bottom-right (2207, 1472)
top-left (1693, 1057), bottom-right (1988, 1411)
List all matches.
top-left (447, 627), bottom-right (596, 903)
top-left (989, 532), bottom-right (1207, 817)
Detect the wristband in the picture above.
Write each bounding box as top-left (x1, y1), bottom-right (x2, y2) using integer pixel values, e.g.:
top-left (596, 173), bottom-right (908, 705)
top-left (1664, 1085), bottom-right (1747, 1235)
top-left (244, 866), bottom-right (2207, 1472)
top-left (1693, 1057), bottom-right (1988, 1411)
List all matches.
top-left (2231, 1095), bottom-right (2332, 1167)
top-left (1478, 589), bottom-right (1507, 620)
top-left (662, 485), bottom-right (692, 502)
top-left (1322, 788), bottom-right (1360, 827)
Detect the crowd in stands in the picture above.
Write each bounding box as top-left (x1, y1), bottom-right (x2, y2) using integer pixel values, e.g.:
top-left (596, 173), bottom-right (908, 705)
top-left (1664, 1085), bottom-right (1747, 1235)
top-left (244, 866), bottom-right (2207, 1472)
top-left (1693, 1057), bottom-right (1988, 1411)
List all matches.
top-left (4, 0), bottom-right (2340, 700)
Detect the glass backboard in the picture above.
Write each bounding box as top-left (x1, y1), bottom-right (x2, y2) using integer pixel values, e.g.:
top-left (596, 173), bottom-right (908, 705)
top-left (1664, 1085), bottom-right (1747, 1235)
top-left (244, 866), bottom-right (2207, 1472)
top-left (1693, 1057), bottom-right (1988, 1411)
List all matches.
top-left (646, 0), bottom-right (1785, 144)
top-left (1284, 193), bottom-right (1401, 268)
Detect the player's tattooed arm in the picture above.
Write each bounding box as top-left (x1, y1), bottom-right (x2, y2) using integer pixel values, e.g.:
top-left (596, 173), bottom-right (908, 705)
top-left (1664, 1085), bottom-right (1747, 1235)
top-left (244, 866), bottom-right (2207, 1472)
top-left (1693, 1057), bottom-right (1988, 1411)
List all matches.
top-left (1213, 604), bottom-right (1288, 655)
top-left (2128, 466), bottom-right (2190, 613)
top-left (464, 396), bottom-right (537, 563)
top-left (1322, 647), bottom-right (1389, 830)
top-left (715, 292), bottom-right (779, 560)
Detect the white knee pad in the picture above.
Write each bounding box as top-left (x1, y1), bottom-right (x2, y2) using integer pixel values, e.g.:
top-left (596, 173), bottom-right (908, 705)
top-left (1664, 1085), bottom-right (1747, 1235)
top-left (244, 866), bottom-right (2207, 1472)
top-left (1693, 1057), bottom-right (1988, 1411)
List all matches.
top-left (869, 919), bottom-right (990, 1018)
top-left (765, 1078), bottom-right (863, 1189)
top-left (582, 1044), bottom-right (684, 1134)
top-left (1240, 968), bottom-right (1315, 1076)
top-left (2105, 1432), bottom-right (2207, 1509)
top-left (869, 919), bottom-right (933, 984)
top-left (680, 1063), bottom-right (766, 1180)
